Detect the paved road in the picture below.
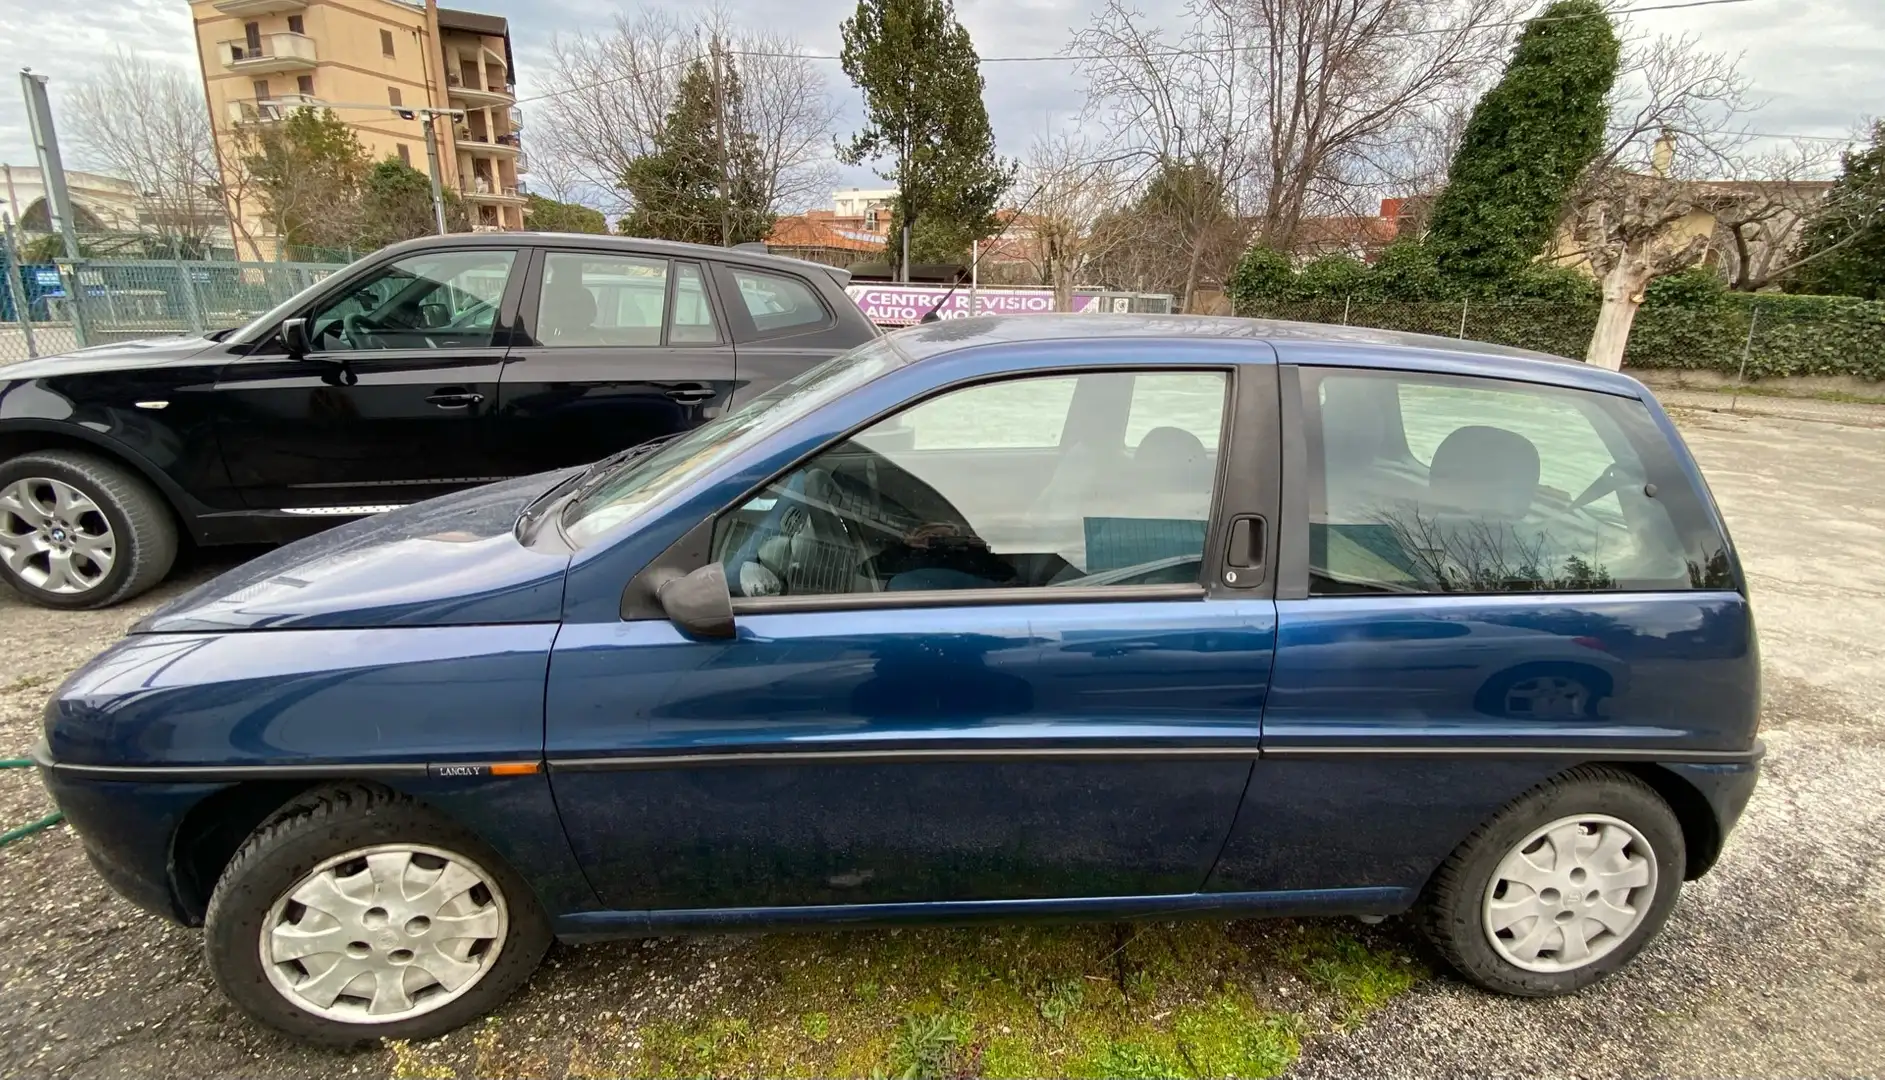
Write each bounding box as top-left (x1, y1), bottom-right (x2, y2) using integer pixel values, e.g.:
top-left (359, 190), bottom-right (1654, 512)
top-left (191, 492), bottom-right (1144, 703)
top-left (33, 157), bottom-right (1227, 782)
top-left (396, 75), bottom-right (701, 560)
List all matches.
top-left (1291, 406), bottom-right (1885, 1078)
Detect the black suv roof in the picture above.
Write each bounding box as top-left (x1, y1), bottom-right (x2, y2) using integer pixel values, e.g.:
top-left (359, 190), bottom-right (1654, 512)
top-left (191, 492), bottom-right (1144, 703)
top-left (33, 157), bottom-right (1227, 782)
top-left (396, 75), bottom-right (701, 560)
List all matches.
top-left (374, 232), bottom-right (852, 286)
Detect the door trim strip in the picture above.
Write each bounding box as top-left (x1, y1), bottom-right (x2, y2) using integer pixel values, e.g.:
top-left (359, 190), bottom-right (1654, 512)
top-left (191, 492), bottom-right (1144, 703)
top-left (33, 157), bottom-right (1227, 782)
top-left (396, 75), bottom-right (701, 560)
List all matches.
top-left (547, 741), bottom-right (1764, 771)
top-left (280, 504), bottom-right (409, 516)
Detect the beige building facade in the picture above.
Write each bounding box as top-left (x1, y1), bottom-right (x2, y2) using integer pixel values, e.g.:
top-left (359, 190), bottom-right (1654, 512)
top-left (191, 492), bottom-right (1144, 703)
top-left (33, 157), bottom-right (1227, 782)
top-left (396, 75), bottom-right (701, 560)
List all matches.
top-left (188, 0), bottom-right (526, 257)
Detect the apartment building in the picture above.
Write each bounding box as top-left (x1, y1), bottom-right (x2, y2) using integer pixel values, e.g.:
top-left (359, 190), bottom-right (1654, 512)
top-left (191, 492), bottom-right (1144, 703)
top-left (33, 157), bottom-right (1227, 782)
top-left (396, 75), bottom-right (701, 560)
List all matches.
top-left (188, 0), bottom-right (526, 256)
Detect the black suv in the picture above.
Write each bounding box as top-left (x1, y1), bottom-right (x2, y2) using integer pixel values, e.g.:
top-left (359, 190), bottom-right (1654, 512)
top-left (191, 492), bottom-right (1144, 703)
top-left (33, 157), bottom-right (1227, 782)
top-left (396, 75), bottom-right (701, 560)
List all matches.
top-left (0, 233), bottom-right (878, 609)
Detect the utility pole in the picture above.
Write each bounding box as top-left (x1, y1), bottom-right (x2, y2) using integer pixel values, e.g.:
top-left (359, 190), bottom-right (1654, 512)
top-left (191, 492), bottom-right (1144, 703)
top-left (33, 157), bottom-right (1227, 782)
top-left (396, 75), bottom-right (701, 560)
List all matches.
top-left (420, 112), bottom-right (448, 235)
top-left (19, 70), bottom-right (80, 260)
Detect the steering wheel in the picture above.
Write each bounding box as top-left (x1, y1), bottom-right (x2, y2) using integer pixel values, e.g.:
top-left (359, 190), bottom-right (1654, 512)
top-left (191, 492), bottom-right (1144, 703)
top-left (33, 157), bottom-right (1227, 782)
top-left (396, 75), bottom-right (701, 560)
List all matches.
top-left (730, 468), bottom-right (877, 596)
top-left (341, 312), bottom-right (389, 350)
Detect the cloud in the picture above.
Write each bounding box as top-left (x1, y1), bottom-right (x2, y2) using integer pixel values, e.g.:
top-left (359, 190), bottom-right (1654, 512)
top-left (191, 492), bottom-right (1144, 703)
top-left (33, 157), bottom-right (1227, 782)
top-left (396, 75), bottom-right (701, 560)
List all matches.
top-left (2, 0), bottom-right (1878, 214)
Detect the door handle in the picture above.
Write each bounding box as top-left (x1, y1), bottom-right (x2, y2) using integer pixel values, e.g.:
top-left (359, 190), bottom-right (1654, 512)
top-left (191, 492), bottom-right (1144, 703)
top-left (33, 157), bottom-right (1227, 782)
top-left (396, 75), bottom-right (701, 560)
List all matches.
top-left (426, 392), bottom-right (485, 408)
top-left (1223, 514), bottom-right (1266, 587)
top-left (666, 387), bottom-right (716, 404)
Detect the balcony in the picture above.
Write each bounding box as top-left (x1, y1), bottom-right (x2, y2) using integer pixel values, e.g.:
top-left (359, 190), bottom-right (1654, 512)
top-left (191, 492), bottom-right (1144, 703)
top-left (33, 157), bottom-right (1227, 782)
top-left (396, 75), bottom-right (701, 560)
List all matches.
top-left (225, 94), bottom-right (318, 125)
top-left (444, 72), bottom-right (513, 108)
top-left (462, 180), bottom-right (526, 205)
top-left (219, 32), bottom-right (317, 74)
top-left (212, 0), bottom-right (304, 13)
top-left (458, 131), bottom-right (521, 160)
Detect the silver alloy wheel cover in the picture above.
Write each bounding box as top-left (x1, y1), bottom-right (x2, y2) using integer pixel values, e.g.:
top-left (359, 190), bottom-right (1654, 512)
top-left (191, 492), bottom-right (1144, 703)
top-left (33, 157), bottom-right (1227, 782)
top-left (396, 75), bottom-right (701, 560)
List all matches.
top-left (0, 476), bottom-right (116, 594)
top-left (1482, 813), bottom-right (1658, 974)
top-left (260, 843), bottom-right (509, 1024)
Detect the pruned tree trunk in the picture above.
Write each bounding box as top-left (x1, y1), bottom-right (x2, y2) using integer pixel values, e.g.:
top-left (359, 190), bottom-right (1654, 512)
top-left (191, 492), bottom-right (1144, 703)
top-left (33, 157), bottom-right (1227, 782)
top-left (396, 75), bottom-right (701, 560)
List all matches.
top-left (1586, 258), bottom-right (1646, 371)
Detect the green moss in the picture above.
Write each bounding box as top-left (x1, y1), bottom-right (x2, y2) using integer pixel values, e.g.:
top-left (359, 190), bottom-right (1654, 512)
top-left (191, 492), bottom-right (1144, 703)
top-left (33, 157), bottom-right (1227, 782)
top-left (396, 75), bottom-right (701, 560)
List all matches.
top-left (557, 921), bottom-right (1417, 1078)
top-left (1289, 929), bottom-right (1423, 1020)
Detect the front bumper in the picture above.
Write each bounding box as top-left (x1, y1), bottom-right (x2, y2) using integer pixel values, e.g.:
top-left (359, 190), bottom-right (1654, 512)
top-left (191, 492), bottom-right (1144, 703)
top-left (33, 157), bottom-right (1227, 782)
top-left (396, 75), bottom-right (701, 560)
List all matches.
top-left (36, 752), bottom-right (224, 925)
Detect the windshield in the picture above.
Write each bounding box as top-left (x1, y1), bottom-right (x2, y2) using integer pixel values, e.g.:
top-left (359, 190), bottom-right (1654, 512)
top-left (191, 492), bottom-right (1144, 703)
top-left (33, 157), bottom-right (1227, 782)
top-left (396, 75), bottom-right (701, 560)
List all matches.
top-left (560, 338), bottom-right (907, 546)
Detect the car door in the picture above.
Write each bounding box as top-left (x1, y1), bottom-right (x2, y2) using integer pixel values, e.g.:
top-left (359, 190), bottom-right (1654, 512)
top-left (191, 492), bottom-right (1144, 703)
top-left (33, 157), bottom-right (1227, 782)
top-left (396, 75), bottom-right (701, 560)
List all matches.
top-left (712, 261), bottom-right (865, 408)
top-left (214, 246), bottom-right (522, 511)
top-left (1207, 361), bottom-right (1754, 897)
top-left (494, 247), bottom-right (735, 476)
top-left (546, 359), bottom-right (1284, 915)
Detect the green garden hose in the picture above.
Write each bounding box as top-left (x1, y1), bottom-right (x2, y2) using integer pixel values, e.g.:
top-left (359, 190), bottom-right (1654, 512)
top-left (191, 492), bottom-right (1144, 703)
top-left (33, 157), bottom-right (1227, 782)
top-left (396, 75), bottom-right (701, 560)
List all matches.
top-left (0, 757), bottom-right (62, 848)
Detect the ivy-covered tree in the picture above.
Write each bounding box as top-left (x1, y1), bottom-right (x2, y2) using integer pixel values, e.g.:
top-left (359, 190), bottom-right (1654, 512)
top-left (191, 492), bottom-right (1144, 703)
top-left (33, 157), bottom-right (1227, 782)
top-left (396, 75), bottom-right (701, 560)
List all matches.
top-left (1784, 121), bottom-right (1885, 300)
top-left (619, 49), bottom-right (772, 246)
top-left (524, 193), bottom-right (609, 234)
top-left (1424, 0), bottom-right (1620, 287)
top-left (356, 158), bottom-right (468, 249)
top-left (241, 108), bottom-right (370, 254)
top-left (839, 0), bottom-right (1015, 267)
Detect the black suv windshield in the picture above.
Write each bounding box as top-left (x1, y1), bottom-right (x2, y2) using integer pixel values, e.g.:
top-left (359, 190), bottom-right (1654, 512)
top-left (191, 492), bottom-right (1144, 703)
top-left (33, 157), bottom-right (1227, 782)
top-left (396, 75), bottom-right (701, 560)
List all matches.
top-left (560, 339), bottom-right (906, 545)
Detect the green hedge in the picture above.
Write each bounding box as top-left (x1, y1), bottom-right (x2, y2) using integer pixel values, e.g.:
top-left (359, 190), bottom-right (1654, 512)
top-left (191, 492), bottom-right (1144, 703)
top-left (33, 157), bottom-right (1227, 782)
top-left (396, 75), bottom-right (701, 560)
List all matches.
top-left (1230, 250), bottom-right (1885, 380)
top-left (1237, 293), bottom-right (1885, 380)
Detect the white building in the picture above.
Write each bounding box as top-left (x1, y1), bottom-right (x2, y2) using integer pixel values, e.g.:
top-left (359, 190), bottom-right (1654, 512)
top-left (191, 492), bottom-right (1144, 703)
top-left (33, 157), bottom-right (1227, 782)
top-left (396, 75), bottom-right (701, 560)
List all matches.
top-left (0, 165), bottom-right (145, 233)
top-left (832, 187), bottom-right (897, 223)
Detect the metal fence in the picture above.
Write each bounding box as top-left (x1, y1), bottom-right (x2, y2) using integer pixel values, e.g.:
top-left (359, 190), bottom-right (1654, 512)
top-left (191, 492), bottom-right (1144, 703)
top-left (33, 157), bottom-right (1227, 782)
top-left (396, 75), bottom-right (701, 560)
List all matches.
top-left (0, 255), bottom-right (346, 361)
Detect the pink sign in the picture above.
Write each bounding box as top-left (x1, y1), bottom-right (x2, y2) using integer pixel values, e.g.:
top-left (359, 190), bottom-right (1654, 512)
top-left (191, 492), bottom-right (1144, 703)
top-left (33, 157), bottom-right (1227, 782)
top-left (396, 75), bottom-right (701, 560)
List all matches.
top-left (845, 284), bottom-right (1101, 325)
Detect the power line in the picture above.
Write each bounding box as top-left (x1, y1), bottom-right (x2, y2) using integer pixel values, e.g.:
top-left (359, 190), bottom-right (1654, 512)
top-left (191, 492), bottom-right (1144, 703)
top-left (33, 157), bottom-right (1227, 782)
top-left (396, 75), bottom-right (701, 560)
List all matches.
top-left (513, 0), bottom-right (1770, 118)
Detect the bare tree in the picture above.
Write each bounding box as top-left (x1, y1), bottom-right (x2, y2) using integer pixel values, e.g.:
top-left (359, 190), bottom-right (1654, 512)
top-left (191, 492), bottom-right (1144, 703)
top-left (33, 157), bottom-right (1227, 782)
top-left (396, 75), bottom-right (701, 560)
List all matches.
top-left (1011, 135), bottom-right (1132, 309)
top-left (1563, 32), bottom-right (1758, 368)
top-left (1071, 0), bottom-right (1517, 303)
top-left (534, 8), bottom-right (838, 222)
top-left (1704, 142), bottom-right (1844, 292)
top-left (63, 50), bottom-right (225, 255)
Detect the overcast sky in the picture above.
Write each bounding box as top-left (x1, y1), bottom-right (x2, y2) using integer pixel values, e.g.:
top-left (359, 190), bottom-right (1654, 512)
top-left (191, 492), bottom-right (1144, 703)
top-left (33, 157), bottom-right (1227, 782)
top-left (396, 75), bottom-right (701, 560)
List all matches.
top-left (0, 0), bottom-right (1877, 207)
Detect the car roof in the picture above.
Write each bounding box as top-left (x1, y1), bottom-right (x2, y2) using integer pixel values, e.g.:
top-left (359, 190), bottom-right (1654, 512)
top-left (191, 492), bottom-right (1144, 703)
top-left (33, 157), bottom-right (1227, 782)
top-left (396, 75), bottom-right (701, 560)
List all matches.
top-left (377, 232), bottom-right (851, 285)
top-left (884, 314), bottom-right (1643, 397)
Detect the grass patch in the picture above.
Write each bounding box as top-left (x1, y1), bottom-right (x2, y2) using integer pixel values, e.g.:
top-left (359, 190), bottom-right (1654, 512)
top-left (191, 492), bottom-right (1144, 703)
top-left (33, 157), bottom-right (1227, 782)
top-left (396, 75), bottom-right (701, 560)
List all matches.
top-left (1288, 926), bottom-right (1424, 1022)
top-left (1676, 382), bottom-right (1885, 406)
top-left (541, 921), bottom-right (1422, 1079)
top-left (1, 672), bottom-right (51, 694)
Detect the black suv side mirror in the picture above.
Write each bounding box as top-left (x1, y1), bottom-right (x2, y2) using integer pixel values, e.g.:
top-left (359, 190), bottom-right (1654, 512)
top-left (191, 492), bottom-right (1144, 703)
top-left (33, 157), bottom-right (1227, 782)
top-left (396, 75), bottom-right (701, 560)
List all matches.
top-left (655, 563), bottom-right (736, 640)
top-left (279, 317), bottom-right (312, 358)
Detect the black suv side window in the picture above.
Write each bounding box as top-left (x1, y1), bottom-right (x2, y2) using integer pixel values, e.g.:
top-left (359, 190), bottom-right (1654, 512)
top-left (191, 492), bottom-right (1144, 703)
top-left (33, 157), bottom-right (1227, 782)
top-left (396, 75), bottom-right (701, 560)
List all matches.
top-left (1299, 368), bottom-right (1732, 595)
top-left (307, 249), bottom-right (515, 351)
top-left (729, 268), bottom-right (829, 335)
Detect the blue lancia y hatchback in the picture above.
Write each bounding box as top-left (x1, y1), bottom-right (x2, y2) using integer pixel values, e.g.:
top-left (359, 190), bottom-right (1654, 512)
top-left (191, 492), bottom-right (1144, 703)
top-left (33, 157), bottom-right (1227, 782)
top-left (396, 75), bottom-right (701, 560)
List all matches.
top-left (36, 315), bottom-right (1761, 1046)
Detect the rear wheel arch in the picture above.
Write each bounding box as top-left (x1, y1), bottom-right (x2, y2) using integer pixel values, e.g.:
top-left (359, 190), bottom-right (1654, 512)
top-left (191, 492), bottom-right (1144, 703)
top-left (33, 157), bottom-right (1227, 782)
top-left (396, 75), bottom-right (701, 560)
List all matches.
top-left (1614, 761), bottom-right (1723, 880)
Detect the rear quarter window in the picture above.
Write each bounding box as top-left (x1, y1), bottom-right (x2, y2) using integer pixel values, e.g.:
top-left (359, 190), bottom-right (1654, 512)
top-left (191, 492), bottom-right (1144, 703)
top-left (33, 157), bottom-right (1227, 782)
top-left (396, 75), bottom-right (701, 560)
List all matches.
top-left (1300, 368), bottom-right (1733, 595)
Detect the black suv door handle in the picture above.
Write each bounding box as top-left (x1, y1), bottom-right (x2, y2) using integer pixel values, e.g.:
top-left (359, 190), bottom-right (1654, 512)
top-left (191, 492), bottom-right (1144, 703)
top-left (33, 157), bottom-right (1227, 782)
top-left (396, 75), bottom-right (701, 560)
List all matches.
top-left (666, 387), bottom-right (716, 404)
top-left (426, 391), bottom-right (485, 409)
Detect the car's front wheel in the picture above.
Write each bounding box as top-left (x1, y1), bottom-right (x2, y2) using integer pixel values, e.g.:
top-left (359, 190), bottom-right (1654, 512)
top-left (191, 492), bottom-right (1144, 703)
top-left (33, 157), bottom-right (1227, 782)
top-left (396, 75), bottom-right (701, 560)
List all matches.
top-left (203, 784), bottom-right (551, 1047)
top-left (1422, 766), bottom-right (1685, 996)
top-left (0, 450), bottom-right (176, 608)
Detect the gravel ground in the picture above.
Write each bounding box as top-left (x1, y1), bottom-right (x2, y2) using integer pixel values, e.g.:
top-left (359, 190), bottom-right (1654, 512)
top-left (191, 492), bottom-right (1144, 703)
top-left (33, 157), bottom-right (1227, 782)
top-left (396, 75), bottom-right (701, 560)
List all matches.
top-left (2, 404), bottom-right (1881, 1078)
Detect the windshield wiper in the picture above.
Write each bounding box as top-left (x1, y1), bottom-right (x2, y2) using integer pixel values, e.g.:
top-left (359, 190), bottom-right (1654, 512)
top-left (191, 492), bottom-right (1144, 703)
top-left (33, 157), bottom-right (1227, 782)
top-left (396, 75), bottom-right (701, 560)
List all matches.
top-left (562, 433), bottom-right (682, 508)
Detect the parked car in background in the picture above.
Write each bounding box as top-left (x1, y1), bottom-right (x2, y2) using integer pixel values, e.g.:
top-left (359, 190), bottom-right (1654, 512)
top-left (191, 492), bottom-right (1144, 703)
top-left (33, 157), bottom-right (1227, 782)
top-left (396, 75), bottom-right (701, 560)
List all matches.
top-left (0, 234), bottom-right (876, 609)
top-left (35, 315), bottom-right (1761, 1046)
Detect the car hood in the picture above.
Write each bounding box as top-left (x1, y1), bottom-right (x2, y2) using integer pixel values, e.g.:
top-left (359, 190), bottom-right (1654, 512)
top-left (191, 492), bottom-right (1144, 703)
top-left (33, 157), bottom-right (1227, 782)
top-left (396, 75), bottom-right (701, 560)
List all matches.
top-left (135, 470), bottom-right (580, 632)
top-left (0, 334), bottom-right (226, 379)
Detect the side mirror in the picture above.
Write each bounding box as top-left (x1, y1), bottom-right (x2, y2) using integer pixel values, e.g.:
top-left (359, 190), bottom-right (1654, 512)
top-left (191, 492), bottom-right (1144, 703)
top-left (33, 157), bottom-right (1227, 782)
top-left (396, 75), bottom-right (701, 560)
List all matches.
top-left (656, 563), bottom-right (736, 640)
top-left (279, 317), bottom-right (312, 358)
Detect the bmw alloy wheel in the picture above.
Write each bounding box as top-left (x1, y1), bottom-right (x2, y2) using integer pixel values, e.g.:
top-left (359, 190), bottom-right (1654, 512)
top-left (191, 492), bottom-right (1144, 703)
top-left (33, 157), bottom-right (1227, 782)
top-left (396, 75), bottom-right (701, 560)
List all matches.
top-left (260, 844), bottom-right (510, 1023)
top-left (1482, 813), bottom-right (1657, 973)
top-left (0, 476), bottom-right (116, 595)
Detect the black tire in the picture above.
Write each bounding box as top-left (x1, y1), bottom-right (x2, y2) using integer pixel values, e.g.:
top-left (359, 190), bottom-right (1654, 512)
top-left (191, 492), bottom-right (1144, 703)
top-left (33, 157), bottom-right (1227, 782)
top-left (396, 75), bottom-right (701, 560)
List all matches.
top-left (203, 783), bottom-right (552, 1048)
top-left (1420, 765), bottom-right (1685, 997)
top-left (0, 450), bottom-right (177, 609)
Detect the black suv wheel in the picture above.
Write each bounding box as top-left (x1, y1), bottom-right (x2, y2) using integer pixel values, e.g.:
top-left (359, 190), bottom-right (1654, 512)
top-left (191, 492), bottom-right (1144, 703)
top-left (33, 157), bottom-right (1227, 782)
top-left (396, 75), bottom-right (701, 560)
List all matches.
top-left (0, 450), bottom-right (177, 609)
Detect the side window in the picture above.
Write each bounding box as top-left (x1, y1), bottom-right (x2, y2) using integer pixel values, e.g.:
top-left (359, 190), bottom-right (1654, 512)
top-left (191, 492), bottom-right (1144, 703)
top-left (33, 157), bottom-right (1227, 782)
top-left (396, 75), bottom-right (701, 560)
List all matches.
top-left (1301, 369), bottom-right (1729, 595)
top-left (305, 249), bottom-right (514, 351)
top-left (538, 252), bottom-right (666, 347)
top-left (670, 262), bottom-right (718, 344)
top-left (711, 370), bottom-right (1228, 599)
top-left (731, 268), bottom-right (828, 334)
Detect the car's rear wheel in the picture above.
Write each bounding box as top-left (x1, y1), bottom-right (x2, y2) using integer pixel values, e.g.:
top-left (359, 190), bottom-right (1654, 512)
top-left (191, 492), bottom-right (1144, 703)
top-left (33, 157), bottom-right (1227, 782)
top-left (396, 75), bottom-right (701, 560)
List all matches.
top-left (0, 450), bottom-right (176, 608)
top-left (1421, 766), bottom-right (1685, 996)
top-left (204, 783), bottom-right (551, 1047)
